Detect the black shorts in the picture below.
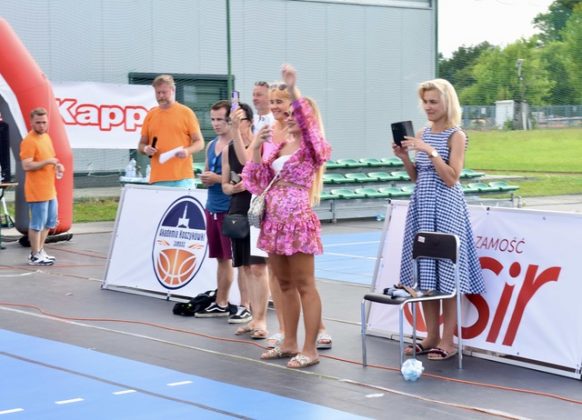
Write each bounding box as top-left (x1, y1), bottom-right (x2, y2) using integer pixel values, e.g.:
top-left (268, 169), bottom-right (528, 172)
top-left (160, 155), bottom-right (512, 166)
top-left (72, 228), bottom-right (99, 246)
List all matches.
top-left (231, 233), bottom-right (267, 268)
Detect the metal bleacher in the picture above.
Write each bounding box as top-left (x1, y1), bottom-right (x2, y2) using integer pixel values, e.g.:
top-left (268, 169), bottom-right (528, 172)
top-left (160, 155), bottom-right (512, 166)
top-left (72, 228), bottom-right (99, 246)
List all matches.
top-left (121, 159), bottom-right (519, 223)
top-left (314, 157), bottom-right (520, 222)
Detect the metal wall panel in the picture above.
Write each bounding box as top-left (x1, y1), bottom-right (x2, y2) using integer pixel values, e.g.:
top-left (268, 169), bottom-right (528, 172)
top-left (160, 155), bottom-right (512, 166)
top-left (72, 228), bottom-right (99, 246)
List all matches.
top-left (1, 0), bottom-right (435, 161)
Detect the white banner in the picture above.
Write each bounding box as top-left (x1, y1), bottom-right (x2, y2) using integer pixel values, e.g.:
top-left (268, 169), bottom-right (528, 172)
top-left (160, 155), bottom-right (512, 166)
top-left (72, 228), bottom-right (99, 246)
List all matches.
top-left (104, 185), bottom-right (240, 303)
top-left (53, 82), bottom-right (156, 149)
top-left (369, 201), bottom-right (582, 374)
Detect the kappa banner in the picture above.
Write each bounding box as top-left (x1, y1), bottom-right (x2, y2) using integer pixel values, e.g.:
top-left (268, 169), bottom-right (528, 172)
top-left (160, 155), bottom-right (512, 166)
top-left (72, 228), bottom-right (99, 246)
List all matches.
top-left (368, 201), bottom-right (582, 376)
top-left (104, 185), bottom-right (240, 302)
top-left (53, 82), bottom-right (156, 149)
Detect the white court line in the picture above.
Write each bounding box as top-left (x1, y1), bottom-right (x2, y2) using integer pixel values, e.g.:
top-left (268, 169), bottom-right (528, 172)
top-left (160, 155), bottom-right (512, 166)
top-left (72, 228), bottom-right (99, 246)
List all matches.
top-left (167, 380), bottom-right (192, 387)
top-left (55, 398), bottom-right (84, 405)
top-left (0, 271), bottom-right (38, 278)
top-left (0, 408), bottom-right (24, 415)
top-left (324, 240), bottom-right (379, 248)
top-left (113, 389), bottom-right (137, 395)
top-left (324, 252), bottom-right (377, 261)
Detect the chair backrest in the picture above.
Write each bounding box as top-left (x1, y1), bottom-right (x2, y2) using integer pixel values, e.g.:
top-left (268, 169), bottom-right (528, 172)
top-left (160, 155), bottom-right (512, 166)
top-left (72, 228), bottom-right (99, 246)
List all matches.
top-left (412, 231), bottom-right (459, 264)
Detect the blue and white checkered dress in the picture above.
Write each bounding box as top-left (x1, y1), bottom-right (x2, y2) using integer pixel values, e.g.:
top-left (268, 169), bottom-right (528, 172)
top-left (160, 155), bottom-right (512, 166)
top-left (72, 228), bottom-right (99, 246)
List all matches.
top-left (399, 127), bottom-right (485, 294)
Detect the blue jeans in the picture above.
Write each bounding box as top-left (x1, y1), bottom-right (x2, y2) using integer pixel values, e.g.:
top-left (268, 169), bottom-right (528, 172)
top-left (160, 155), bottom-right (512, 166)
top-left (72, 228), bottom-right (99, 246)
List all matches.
top-left (29, 199), bottom-right (58, 231)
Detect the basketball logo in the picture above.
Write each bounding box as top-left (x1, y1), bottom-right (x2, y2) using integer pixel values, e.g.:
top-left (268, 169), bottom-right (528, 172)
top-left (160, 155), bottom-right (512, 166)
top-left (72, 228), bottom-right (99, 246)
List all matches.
top-left (152, 196), bottom-right (207, 289)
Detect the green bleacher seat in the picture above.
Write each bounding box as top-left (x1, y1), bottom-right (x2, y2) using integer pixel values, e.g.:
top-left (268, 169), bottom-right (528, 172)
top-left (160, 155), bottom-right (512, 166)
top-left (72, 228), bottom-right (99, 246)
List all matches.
top-left (330, 188), bottom-right (367, 199)
top-left (460, 168), bottom-right (485, 179)
top-left (359, 158), bottom-right (385, 167)
top-left (354, 187), bottom-right (392, 198)
top-left (323, 173), bottom-right (357, 184)
top-left (391, 170), bottom-right (410, 181)
top-left (468, 182), bottom-right (499, 193)
top-left (193, 162), bottom-right (205, 174)
top-left (368, 171), bottom-right (400, 182)
top-left (335, 158), bottom-right (363, 168)
top-left (488, 181), bottom-right (519, 192)
top-left (320, 191), bottom-right (335, 201)
top-left (377, 187), bottom-right (411, 198)
top-left (325, 159), bottom-right (342, 169)
top-left (400, 185), bottom-right (415, 194)
top-left (461, 183), bottom-right (481, 194)
top-left (381, 157), bottom-right (403, 167)
top-left (344, 173), bottom-right (379, 183)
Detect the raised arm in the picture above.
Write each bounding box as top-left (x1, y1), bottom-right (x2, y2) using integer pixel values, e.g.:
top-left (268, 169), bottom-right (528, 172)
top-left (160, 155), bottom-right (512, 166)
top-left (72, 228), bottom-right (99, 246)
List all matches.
top-left (282, 64), bottom-right (331, 165)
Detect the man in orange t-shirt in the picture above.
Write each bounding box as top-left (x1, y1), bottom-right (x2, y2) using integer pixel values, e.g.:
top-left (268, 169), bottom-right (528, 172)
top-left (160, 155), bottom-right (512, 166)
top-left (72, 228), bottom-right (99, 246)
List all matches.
top-left (138, 74), bottom-right (204, 187)
top-left (19, 107), bottom-right (65, 266)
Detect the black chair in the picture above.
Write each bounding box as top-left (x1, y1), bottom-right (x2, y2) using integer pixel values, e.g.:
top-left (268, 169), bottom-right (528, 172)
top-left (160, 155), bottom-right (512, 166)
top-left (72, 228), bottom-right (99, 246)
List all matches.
top-left (361, 231), bottom-right (463, 369)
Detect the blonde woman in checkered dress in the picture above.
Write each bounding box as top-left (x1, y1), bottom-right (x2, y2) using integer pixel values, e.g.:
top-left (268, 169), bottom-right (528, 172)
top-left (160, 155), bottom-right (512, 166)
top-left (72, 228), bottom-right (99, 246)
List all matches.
top-left (392, 79), bottom-right (485, 361)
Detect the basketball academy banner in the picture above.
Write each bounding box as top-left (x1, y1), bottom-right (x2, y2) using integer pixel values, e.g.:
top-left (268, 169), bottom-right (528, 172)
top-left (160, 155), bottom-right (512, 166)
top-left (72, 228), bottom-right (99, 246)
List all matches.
top-left (53, 82), bottom-right (156, 149)
top-left (103, 185), bottom-right (240, 302)
top-left (368, 201), bottom-right (582, 377)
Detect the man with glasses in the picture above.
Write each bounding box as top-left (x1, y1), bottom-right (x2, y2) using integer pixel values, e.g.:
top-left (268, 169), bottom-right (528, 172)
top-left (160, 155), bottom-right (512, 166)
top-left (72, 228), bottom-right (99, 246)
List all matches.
top-left (252, 81), bottom-right (274, 133)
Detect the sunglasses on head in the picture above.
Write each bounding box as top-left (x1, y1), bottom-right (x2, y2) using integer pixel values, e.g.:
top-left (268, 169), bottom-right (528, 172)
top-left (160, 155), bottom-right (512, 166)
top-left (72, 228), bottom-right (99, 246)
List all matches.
top-left (254, 81), bottom-right (269, 87)
top-left (270, 83), bottom-right (288, 90)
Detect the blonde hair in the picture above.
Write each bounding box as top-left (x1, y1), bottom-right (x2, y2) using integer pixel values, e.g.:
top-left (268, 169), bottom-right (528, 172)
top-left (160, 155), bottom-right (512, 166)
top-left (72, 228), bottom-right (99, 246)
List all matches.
top-left (30, 107), bottom-right (48, 119)
top-left (269, 83), bottom-right (291, 101)
top-left (303, 97), bottom-right (326, 207)
top-left (418, 78), bottom-right (462, 128)
top-left (152, 74), bottom-right (176, 89)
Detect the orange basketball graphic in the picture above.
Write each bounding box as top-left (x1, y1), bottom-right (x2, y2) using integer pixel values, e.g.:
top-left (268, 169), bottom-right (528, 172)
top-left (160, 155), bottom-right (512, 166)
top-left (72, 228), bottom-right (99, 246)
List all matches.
top-left (153, 196), bottom-right (207, 289)
top-left (156, 248), bottom-right (198, 286)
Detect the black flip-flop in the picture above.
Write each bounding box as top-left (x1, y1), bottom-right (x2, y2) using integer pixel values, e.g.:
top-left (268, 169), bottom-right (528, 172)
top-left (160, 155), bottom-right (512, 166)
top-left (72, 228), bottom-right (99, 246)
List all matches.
top-left (404, 343), bottom-right (430, 356)
top-left (427, 347), bottom-right (457, 361)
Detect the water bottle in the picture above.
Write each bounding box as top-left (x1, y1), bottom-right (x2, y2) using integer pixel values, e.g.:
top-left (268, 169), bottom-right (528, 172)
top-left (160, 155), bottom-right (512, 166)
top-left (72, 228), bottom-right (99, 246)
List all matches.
top-left (129, 158), bottom-right (137, 177)
top-left (401, 358), bottom-right (424, 381)
top-left (145, 164), bottom-right (151, 181)
top-left (124, 160), bottom-right (135, 178)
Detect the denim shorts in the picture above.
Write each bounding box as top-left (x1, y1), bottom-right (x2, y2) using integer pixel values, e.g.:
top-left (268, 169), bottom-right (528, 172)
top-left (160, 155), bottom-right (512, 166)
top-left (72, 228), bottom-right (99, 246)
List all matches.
top-left (153, 179), bottom-right (196, 188)
top-left (29, 199), bottom-right (58, 231)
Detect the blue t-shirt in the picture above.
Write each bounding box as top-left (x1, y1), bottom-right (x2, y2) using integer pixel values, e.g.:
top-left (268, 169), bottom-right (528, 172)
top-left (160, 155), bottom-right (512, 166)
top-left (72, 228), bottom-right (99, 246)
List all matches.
top-left (205, 138), bottom-right (230, 213)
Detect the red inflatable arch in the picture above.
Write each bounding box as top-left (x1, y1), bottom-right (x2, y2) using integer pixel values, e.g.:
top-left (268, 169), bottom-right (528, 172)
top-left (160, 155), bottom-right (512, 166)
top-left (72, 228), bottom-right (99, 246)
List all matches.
top-left (0, 18), bottom-right (73, 235)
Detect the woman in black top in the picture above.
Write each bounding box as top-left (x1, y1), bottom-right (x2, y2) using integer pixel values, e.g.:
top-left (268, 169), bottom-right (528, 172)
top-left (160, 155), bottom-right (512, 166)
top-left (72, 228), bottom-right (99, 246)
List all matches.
top-left (221, 103), bottom-right (269, 339)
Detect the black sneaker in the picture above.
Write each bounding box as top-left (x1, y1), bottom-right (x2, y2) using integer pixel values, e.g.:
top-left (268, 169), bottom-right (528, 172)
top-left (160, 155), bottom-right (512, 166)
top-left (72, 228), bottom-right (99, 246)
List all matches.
top-left (228, 306), bottom-right (253, 324)
top-left (194, 302), bottom-right (229, 318)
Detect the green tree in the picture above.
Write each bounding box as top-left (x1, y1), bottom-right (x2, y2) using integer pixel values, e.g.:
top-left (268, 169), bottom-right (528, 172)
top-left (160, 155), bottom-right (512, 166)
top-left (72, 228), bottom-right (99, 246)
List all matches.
top-left (561, 4), bottom-right (582, 102)
top-left (539, 40), bottom-right (576, 104)
top-left (438, 42), bottom-right (494, 91)
top-left (460, 40), bottom-right (554, 106)
top-left (534, 0), bottom-right (580, 43)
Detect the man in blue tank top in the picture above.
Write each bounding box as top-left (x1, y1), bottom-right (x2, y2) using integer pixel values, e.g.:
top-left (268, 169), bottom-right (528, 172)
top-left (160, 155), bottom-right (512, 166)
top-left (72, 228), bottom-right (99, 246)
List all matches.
top-left (196, 100), bottom-right (235, 318)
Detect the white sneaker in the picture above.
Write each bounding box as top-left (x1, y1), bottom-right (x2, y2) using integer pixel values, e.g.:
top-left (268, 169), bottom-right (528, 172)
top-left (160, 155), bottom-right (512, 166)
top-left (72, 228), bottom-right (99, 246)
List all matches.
top-left (28, 253), bottom-right (54, 266)
top-left (40, 248), bottom-right (56, 262)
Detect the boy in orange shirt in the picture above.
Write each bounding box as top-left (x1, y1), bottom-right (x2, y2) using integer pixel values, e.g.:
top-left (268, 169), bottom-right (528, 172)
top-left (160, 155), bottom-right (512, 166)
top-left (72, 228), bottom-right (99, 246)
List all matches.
top-left (19, 107), bottom-right (64, 265)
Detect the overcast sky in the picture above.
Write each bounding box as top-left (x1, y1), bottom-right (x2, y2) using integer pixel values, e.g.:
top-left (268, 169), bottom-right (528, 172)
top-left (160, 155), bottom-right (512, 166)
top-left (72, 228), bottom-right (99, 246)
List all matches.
top-left (438, 0), bottom-right (555, 57)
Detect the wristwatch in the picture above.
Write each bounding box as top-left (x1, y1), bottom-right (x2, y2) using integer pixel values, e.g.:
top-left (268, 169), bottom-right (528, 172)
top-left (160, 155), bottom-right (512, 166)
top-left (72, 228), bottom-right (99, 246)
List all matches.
top-left (430, 149), bottom-right (439, 159)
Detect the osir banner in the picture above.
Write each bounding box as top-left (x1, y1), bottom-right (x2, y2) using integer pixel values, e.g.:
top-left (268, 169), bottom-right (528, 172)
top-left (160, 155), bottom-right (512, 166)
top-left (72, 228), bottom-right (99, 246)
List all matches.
top-left (53, 82), bottom-right (156, 149)
top-left (368, 201), bottom-right (582, 376)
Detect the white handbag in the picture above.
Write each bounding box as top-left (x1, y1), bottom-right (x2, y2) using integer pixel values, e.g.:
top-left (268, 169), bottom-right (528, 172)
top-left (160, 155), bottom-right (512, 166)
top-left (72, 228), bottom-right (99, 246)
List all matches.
top-left (248, 174), bottom-right (279, 228)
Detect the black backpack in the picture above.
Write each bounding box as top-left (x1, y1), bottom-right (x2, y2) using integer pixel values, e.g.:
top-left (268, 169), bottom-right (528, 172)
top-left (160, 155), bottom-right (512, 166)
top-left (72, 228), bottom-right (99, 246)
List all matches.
top-left (172, 289), bottom-right (217, 316)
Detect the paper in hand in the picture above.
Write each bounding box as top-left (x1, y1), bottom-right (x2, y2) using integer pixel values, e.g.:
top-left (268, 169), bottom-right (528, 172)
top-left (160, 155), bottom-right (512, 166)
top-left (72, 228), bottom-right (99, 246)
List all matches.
top-left (159, 146), bottom-right (184, 164)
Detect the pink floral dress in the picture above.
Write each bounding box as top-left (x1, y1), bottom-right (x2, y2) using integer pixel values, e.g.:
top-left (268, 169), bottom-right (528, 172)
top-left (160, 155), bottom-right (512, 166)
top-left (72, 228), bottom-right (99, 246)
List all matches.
top-left (243, 98), bottom-right (331, 255)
